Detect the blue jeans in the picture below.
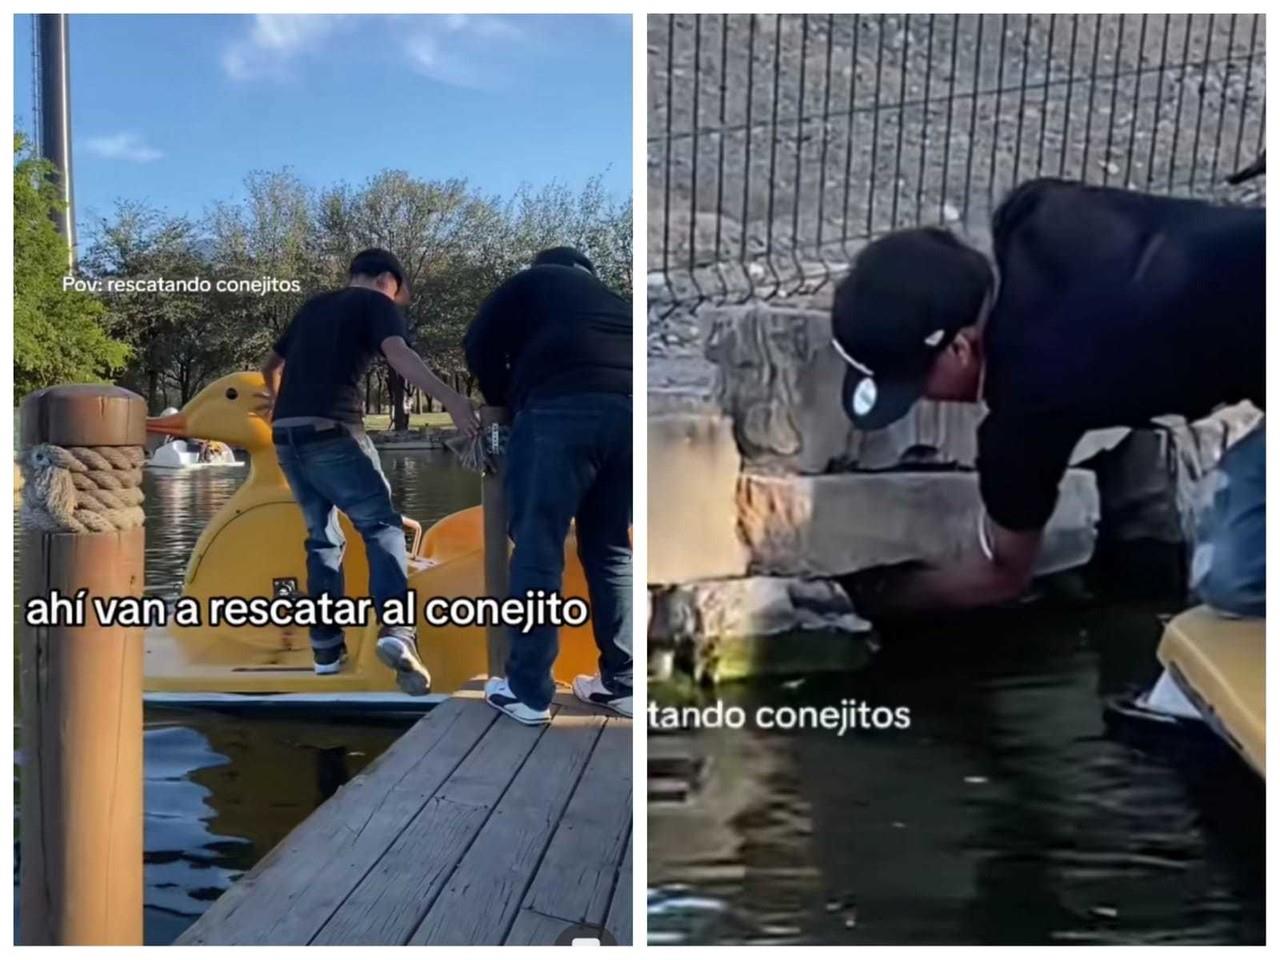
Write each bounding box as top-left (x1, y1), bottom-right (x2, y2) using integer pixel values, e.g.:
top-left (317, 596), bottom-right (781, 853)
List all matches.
top-left (274, 425), bottom-right (411, 652)
top-left (1191, 421), bottom-right (1265, 618)
top-left (504, 393), bottom-right (633, 711)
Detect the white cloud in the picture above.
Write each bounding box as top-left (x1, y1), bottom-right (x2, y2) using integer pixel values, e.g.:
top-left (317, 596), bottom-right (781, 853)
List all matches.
top-left (402, 15), bottom-right (526, 89)
top-left (222, 15), bottom-right (342, 81)
top-left (85, 132), bottom-right (163, 163)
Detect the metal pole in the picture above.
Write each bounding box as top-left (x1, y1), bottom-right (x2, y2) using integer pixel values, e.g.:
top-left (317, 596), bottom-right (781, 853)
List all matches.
top-left (480, 406), bottom-right (511, 676)
top-left (38, 13), bottom-right (75, 269)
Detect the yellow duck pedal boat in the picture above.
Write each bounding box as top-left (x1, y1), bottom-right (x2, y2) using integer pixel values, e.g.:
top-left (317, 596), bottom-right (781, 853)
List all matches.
top-left (143, 372), bottom-right (600, 711)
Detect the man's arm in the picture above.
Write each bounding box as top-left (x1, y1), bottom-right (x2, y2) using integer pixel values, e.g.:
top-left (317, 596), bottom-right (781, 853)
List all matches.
top-left (259, 350), bottom-right (285, 419)
top-left (381, 336), bottom-right (479, 435)
top-left (845, 412), bottom-right (1076, 620)
top-left (851, 518), bottom-right (1041, 617)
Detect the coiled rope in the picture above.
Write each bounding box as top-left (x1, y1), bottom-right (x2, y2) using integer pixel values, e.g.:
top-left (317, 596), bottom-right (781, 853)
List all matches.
top-left (21, 444), bottom-right (146, 533)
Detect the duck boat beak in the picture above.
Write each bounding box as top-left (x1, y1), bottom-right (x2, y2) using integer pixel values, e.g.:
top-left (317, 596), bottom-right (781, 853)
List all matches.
top-left (146, 412), bottom-right (188, 436)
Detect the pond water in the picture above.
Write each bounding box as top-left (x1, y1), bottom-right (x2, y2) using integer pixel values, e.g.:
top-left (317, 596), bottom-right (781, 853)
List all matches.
top-left (648, 602), bottom-right (1265, 945)
top-left (15, 449), bottom-right (480, 944)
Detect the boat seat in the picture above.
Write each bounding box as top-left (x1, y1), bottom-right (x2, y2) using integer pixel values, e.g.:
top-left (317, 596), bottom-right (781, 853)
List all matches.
top-left (1157, 605), bottom-right (1265, 776)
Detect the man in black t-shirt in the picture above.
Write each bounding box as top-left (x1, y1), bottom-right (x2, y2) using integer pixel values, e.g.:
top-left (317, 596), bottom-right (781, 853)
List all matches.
top-left (829, 179), bottom-right (1264, 618)
top-left (261, 248), bottom-right (478, 690)
top-left (464, 247), bottom-right (633, 725)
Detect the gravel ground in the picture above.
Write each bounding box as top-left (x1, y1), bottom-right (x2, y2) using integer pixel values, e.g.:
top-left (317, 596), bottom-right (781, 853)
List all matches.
top-left (648, 12), bottom-right (1266, 310)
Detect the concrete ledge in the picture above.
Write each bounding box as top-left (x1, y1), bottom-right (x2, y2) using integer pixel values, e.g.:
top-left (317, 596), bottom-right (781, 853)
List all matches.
top-left (737, 468), bottom-right (1100, 578)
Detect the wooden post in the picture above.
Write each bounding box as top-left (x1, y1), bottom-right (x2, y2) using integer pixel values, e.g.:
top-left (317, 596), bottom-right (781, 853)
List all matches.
top-left (18, 384), bottom-right (146, 945)
top-left (480, 406), bottom-right (511, 676)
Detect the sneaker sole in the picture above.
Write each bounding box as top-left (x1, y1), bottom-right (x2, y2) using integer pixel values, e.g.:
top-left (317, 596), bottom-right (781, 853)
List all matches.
top-left (376, 638), bottom-right (432, 696)
top-left (484, 694), bottom-right (551, 726)
top-left (313, 653), bottom-right (348, 676)
top-left (572, 682), bottom-right (633, 718)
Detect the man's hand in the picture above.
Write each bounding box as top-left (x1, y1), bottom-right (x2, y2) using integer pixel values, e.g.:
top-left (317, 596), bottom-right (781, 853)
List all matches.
top-left (839, 519), bottom-right (1042, 621)
top-left (253, 389), bottom-right (275, 422)
top-left (445, 394), bottom-right (480, 437)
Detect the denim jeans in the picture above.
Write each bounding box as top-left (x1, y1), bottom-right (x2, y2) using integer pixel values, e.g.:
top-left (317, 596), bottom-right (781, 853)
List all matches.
top-left (274, 425), bottom-right (411, 652)
top-left (1190, 421), bottom-right (1265, 618)
top-left (504, 393), bottom-right (633, 710)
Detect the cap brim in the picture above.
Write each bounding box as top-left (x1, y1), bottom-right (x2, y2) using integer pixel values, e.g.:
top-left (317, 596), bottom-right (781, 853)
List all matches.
top-left (841, 367), bottom-right (925, 431)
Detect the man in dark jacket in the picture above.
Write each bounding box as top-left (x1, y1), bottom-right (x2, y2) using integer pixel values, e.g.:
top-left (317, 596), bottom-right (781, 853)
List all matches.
top-left (262, 248), bottom-right (478, 692)
top-left (465, 247), bottom-right (633, 724)
top-left (829, 179), bottom-right (1263, 619)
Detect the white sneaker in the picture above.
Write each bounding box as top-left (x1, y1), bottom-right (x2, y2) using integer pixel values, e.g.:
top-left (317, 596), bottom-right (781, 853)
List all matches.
top-left (572, 674), bottom-right (633, 718)
top-left (313, 642), bottom-right (348, 676)
top-left (375, 633), bottom-right (432, 696)
top-left (484, 677), bottom-right (551, 726)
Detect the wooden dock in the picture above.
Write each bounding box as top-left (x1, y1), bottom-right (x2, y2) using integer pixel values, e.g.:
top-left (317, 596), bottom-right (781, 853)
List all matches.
top-left (177, 689), bottom-right (632, 946)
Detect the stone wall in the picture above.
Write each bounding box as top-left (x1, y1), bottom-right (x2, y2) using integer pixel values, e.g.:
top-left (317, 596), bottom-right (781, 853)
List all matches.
top-left (704, 304), bottom-right (981, 474)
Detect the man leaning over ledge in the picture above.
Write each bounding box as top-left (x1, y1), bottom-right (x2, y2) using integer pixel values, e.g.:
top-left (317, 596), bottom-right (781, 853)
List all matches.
top-left (830, 178), bottom-right (1264, 620)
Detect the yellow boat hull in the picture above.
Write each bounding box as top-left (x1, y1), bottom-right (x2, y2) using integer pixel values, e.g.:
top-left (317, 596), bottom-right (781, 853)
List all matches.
top-left (1157, 605), bottom-right (1265, 776)
top-left (145, 504), bottom-right (601, 697)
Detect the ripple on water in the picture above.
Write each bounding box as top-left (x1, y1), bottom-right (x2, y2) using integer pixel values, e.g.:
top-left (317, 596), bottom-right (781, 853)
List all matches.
top-left (647, 608), bottom-right (1264, 945)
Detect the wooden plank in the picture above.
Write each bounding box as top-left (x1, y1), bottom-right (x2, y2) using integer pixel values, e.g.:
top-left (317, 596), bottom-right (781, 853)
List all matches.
top-left (408, 707), bottom-right (606, 945)
top-left (604, 830), bottom-right (633, 946)
top-left (178, 698), bottom-right (496, 944)
top-left (505, 907), bottom-right (587, 944)
top-left (311, 713), bottom-right (549, 944)
top-left (515, 717), bottom-right (632, 932)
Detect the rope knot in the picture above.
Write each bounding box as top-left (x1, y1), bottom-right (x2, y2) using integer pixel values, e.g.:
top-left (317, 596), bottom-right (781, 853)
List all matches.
top-left (20, 443), bottom-right (146, 534)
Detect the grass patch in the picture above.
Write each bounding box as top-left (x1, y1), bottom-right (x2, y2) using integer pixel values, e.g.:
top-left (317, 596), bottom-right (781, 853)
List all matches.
top-left (362, 412), bottom-right (453, 432)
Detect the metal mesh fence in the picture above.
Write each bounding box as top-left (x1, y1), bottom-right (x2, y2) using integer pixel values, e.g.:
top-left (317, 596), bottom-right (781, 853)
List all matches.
top-left (649, 13), bottom-right (1266, 307)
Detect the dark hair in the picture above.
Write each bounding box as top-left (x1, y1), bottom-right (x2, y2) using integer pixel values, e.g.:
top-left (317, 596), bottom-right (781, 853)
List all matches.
top-left (349, 248), bottom-right (409, 296)
top-left (532, 246), bottom-right (596, 276)
top-left (832, 228), bottom-right (992, 341)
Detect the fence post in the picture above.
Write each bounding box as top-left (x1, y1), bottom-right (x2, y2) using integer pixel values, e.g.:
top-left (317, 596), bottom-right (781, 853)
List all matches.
top-left (480, 406), bottom-right (511, 676)
top-left (18, 384), bottom-right (147, 945)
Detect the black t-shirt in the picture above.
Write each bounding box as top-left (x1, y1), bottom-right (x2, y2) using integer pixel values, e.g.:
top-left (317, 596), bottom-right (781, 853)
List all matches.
top-left (979, 179), bottom-right (1264, 531)
top-left (463, 264), bottom-right (632, 412)
top-left (272, 286), bottom-right (408, 424)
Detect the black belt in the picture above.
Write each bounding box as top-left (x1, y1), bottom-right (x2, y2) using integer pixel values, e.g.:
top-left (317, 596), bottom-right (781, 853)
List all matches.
top-left (272, 424), bottom-right (348, 445)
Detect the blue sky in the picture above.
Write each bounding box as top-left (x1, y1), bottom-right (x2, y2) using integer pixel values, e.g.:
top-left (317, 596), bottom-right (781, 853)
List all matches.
top-left (13, 14), bottom-right (632, 234)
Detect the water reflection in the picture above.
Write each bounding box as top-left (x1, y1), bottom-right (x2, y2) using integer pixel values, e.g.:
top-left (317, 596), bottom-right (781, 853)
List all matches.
top-left (648, 604), bottom-right (1264, 945)
top-left (142, 711), bottom-right (404, 945)
top-left (16, 448), bottom-right (479, 944)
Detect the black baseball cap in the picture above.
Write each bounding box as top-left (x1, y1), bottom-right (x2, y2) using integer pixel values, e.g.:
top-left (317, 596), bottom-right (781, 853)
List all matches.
top-left (349, 248), bottom-right (411, 300)
top-left (830, 228), bottom-right (992, 430)
top-left (533, 246), bottom-right (597, 276)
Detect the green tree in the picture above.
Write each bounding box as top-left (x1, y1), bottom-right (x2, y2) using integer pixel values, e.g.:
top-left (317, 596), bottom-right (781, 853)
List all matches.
top-left (82, 202), bottom-right (211, 408)
top-left (13, 134), bottom-right (128, 399)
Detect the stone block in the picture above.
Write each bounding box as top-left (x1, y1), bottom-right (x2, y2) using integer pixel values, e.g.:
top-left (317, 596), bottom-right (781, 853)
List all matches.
top-left (648, 414), bottom-right (750, 584)
top-left (703, 304), bottom-right (983, 473)
top-left (1086, 403), bottom-right (1263, 544)
top-left (736, 468), bottom-right (1100, 578)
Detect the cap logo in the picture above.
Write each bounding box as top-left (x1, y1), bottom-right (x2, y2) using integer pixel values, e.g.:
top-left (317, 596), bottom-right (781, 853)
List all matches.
top-left (924, 328), bottom-right (945, 347)
top-left (851, 377), bottom-right (878, 417)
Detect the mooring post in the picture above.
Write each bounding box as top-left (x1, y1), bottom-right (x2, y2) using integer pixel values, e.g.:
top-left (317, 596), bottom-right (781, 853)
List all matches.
top-left (480, 406), bottom-right (511, 677)
top-left (18, 384), bottom-right (147, 945)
